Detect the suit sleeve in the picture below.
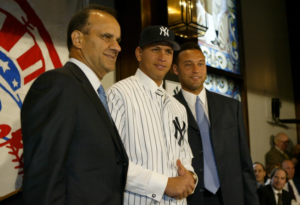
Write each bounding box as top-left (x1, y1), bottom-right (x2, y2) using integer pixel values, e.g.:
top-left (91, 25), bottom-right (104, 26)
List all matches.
top-left (106, 88), bottom-right (168, 202)
top-left (237, 102), bottom-right (260, 205)
top-left (257, 188), bottom-right (268, 205)
top-left (21, 72), bottom-right (76, 205)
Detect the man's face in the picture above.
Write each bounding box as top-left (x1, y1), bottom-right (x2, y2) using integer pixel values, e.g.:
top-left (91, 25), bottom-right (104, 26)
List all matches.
top-left (80, 11), bottom-right (121, 79)
top-left (173, 49), bottom-right (207, 95)
top-left (282, 161), bottom-right (295, 179)
top-left (253, 164), bottom-right (266, 183)
top-left (136, 42), bottom-right (173, 86)
top-left (271, 169), bottom-right (287, 191)
top-left (275, 134), bottom-right (289, 151)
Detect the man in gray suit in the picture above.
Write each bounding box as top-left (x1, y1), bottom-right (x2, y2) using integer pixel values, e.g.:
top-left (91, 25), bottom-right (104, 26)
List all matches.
top-left (266, 133), bottom-right (294, 167)
top-left (173, 42), bottom-right (258, 205)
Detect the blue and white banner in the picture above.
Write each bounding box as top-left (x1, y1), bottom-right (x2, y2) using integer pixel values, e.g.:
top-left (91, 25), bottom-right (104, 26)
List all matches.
top-left (197, 0), bottom-right (240, 74)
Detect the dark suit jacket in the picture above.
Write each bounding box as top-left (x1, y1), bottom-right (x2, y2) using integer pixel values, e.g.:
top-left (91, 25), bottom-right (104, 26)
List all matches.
top-left (257, 184), bottom-right (291, 205)
top-left (266, 147), bottom-right (293, 167)
top-left (174, 90), bottom-right (259, 205)
top-left (21, 62), bottom-right (128, 205)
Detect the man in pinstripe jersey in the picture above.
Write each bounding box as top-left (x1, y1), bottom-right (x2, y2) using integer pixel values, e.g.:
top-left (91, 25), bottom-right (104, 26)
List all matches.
top-left (107, 25), bottom-right (196, 204)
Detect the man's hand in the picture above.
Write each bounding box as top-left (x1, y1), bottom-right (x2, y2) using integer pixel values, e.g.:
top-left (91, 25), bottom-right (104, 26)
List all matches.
top-left (164, 159), bottom-right (196, 200)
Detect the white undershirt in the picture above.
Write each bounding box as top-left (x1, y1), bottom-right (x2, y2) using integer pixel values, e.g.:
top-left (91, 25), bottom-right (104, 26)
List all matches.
top-left (181, 88), bottom-right (210, 124)
top-left (284, 179), bottom-right (300, 204)
top-left (272, 186), bottom-right (282, 205)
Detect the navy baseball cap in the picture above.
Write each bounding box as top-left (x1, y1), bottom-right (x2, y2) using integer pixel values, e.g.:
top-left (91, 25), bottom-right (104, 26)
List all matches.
top-left (139, 25), bottom-right (180, 51)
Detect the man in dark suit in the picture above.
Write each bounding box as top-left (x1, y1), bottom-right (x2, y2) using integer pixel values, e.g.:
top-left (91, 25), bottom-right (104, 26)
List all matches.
top-left (173, 42), bottom-right (258, 205)
top-left (258, 168), bottom-right (292, 205)
top-left (21, 5), bottom-right (128, 205)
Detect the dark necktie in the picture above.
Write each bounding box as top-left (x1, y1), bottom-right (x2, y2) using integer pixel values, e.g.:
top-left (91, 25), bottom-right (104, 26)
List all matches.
top-left (283, 152), bottom-right (290, 159)
top-left (288, 181), bottom-right (296, 200)
top-left (277, 193), bottom-right (282, 205)
top-left (195, 96), bottom-right (220, 193)
top-left (97, 85), bottom-right (111, 119)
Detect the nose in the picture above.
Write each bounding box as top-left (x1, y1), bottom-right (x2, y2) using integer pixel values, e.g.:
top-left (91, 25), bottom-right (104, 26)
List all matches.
top-left (158, 51), bottom-right (166, 62)
top-left (192, 64), bottom-right (200, 73)
top-left (110, 40), bottom-right (121, 53)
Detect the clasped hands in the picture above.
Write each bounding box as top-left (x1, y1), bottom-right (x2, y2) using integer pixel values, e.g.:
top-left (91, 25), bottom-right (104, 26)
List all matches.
top-left (164, 159), bottom-right (196, 200)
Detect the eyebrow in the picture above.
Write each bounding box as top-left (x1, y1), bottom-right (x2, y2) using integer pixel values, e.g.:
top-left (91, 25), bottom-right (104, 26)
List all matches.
top-left (182, 59), bottom-right (205, 63)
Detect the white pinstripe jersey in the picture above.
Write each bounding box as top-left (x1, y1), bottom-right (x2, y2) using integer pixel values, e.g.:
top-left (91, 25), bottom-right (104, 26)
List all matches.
top-left (107, 69), bottom-right (194, 205)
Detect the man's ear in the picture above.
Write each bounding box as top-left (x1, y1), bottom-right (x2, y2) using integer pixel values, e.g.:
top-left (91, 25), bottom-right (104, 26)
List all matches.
top-left (71, 30), bottom-right (83, 49)
top-left (173, 64), bottom-right (179, 75)
top-left (135, 47), bottom-right (142, 62)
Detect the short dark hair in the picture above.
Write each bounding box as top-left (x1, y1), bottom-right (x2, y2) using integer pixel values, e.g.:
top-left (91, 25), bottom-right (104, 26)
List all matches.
top-left (67, 4), bottom-right (117, 51)
top-left (173, 42), bottom-right (203, 65)
top-left (253, 162), bottom-right (266, 171)
top-left (270, 167), bottom-right (288, 182)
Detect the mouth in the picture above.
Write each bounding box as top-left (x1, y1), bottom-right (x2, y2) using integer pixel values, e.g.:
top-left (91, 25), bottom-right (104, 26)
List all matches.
top-left (191, 76), bottom-right (201, 79)
top-left (154, 64), bottom-right (166, 70)
top-left (104, 53), bottom-right (116, 60)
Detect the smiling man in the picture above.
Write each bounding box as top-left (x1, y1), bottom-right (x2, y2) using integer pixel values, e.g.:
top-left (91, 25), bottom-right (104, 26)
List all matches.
top-left (173, 42), bottom-right (258, 205)
top-left (107, 25), bottom-right (196, 204)
top-left (21, 5), bottom-right (128, 205)
top-left (258, 168), bottom-right (292, 205)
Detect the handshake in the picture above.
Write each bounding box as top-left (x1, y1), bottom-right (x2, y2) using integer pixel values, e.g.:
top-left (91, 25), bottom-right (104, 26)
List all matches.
top-left (165, 159), bottom-right (197, 199)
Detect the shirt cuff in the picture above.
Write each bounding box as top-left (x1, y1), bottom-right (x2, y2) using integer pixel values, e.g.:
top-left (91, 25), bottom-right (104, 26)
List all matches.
top-left (146, 171), bottom-right (168, 202)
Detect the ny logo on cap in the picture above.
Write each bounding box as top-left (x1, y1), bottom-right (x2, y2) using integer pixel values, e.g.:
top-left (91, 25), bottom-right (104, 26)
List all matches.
top-left (160, 26), bottom-right (169, 37)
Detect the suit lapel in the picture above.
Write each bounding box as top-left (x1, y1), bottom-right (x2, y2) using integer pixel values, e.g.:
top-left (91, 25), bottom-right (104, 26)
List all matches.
top-left (282, 190), bottom-right (291, 205)
top-left (65, 62), bottom-right (124, 157)
top-left (267, 185), bottom-right (277, 205)
top-left (206, 90), bottom-right (223, 157)
top-left (206, 90), bottom-right (219, 128)
top-left (176, 91), bottom-right (199, 131)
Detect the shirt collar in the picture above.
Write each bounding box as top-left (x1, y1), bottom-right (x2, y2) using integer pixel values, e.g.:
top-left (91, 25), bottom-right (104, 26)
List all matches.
top-left (181, 87), bottom-right (207, 107)
top-left (275, 146), bottom-right (284, 154)
top-left (69, 58), bottom-right (101, 92)
top-left (134, 68), bottom-right (163, 93)
top-left (272, 186), bottom-right (282, 194)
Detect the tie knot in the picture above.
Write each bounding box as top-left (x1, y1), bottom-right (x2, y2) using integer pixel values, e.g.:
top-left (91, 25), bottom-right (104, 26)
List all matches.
top-left (97, 85), bottom-right (105, 96)
top-left (196, 96), bottom-right (202, 104)
top-left (277, 193), bottom-right (282, 197)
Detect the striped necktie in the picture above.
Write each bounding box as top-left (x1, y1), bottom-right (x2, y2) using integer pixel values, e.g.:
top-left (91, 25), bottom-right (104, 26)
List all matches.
top-left (97, 85), bottom-right (111, 119)
top-left (196, 96), bottom-right (220, 194)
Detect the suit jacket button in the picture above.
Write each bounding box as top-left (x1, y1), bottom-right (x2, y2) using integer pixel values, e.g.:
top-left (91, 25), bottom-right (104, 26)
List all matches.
top-left (199, 150), bottom-right (203, 154)
top-left (197, 132), bottom-right (200, 135)
top-left (152, 194), bottom-right (156, 198)
top-left (117, 159), bottom-right (122, 165)
top-left (124, 163), bottom-right (127, 166)
top-left (199, 189), bottom-right (204, 192)
top-left (199, 168), bottom-right (203, 172)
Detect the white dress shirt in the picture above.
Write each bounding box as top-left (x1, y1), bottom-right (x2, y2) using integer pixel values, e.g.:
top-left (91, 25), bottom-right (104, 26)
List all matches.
top-left (181, 88), bottom-right (210, 123)
top-left (284, 179), bottom-right (300, 205)
top-left (107, 69), bottom-right (194, 205)
top-left (272, 186), bottom-right (283, 205)
top-left (69, 58), bottom-right (101, 93)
